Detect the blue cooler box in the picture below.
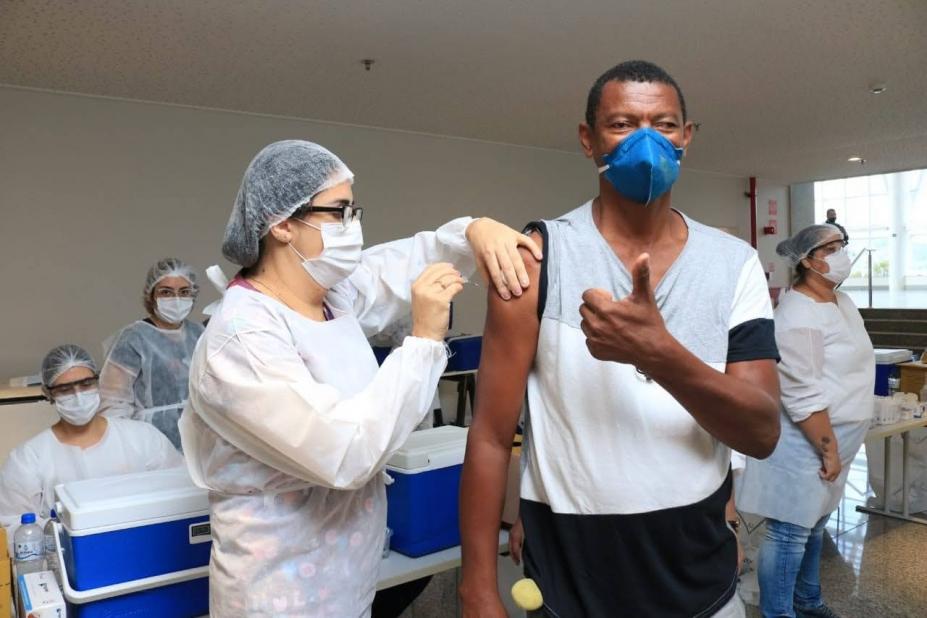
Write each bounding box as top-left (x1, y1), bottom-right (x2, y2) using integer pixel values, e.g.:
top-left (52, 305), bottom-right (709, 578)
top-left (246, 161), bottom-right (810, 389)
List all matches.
top-left (386, 426), bottom-right (468, 557)
top-left (874, 348), bottom-right (912, 396)
top-left (55, 467), bottom-right (211, 592)
top-left (53, 521), bottom-right (209, 618)
top-left (445, 335), bottom-right (482, 372)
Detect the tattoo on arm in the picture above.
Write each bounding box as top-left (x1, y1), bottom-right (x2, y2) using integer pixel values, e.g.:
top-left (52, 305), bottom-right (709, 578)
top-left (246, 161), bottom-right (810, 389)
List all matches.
top-left (820, 436), bottom-right (831, 454)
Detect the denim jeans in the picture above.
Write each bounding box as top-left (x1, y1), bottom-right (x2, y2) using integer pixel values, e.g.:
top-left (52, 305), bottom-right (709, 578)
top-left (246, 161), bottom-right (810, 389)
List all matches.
top-left (757, 515), bottom-right (829, 617)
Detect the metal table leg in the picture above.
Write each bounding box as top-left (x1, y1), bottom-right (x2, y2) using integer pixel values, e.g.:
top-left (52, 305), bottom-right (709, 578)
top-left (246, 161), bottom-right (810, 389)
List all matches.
top-left (883, 435), bottom-right (892, 512)
top-left (455, 379), bottom-right (466, 427)
top-left (902, 431), bottom-right (911, 518)
top-left (857, 430), bottom-right (927, 524)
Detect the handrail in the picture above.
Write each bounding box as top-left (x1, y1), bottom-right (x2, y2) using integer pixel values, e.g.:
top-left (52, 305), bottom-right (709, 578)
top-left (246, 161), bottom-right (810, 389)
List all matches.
top-left (850, 248), bottom-right (869, 269)
top-left (850, 248), bottom-right (875, 308)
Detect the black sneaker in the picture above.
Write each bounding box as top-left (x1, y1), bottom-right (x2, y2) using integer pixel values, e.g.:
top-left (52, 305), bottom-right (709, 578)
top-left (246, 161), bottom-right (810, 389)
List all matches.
top-left (795, 604), bottom-right (841, 618)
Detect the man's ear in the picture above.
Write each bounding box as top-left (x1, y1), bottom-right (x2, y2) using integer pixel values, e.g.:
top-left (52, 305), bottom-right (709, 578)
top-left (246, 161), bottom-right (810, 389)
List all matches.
top-left (682, 120), bottom-right (694, 154)
top-left (579, 122), bottom-right (596, 159)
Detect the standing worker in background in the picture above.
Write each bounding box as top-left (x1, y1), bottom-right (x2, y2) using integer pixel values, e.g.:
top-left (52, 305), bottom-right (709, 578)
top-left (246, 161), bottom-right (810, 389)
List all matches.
top-left (179, 140), bottom-right (542, 617)
top-left (824, 209), bottom-right (848, 243)
top-left (737, 224), bottom-right (872, 618)
top-left (99, 258), bottom-right (204, 450)
top-left (459, 60), bottom-right (781, 617)
top-left (0, 344), bottom-right (182, 533)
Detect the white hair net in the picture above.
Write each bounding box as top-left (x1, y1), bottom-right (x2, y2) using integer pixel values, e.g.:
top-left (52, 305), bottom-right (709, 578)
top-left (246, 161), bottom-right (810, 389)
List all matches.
top-left (776, 224), bottom-right (845, 267)
top-left (41, 344), bottom-right (98, 387)
top-left (143, 258), bottom-right (199, 298)
top-left (222, 140), bottom-right (354, 267)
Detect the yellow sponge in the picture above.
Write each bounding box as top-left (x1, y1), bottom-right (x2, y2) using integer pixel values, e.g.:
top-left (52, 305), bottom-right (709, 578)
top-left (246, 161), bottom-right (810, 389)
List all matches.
top-left (511, 578), bottom-right (544, 611)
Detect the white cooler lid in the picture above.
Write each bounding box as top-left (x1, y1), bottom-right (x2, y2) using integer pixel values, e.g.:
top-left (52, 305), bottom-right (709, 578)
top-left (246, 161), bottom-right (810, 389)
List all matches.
top-left (56, 467), bottom-right (209, 533)
top-left (387, 426), bottom-right (468, 472)
top-left (874, 348), bottom-right (912, 364)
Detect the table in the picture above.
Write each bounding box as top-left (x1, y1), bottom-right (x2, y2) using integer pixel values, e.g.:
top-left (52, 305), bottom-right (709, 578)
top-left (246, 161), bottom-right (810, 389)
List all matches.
top-left (0, 385), bottom-right (44, 406)
top-left (856, 417), bottom-right (927, 525)
top-left (439, 369), bottom-right (477, 427)
top-left (376, 530), bottom-right (508, 591)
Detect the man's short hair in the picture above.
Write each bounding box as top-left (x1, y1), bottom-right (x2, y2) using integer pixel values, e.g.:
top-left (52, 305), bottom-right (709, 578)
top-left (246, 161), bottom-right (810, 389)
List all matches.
top-left (585, 60), bottom-right (687, 127)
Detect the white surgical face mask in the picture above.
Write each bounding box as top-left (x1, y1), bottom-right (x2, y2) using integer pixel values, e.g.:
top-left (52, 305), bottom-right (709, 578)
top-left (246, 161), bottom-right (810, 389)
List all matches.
top-left (156, 297), bottom-right (194, 324)
top-left (811, 249), bottom-right (851, 284)
top-left (55, 389), bottom-right (100, 426)
top-left (289, 219), bottom-right (364, 289)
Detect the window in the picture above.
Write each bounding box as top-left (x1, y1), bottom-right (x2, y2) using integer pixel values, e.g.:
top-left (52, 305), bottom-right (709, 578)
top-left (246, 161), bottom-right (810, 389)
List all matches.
top-left (814, 168), bottom-right (927, 307)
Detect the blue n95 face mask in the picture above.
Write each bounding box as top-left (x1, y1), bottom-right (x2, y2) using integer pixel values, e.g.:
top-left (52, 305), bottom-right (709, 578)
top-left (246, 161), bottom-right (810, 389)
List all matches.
top-left (597, 127), bottom-right (685, 205)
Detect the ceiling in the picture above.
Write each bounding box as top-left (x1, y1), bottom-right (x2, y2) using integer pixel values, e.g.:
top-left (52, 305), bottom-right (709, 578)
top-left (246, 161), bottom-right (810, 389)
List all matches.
top-left (1, 0), bottom-right (925, 184)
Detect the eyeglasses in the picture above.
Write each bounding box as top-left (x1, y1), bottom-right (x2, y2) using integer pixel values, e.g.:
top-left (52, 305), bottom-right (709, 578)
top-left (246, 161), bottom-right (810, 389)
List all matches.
top-left (154, 287), bottom-right (197, 299)
top-left (811, 239), bottom-right (848, 258)
top-left (295, 203), bottom-right (364, 228)
top-left (47, 376), bottom-right (99, 397)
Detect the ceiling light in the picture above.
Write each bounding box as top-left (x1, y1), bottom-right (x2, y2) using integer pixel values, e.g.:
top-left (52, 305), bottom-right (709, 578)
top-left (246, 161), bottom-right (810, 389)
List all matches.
top-left (848, 156), bottom-right (865, 164)
top-left (869, 83), bottom-right (887, 94)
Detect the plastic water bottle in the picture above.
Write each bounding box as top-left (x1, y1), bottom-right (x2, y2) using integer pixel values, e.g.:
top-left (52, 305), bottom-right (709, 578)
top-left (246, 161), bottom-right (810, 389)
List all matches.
top-left (44, 509), bottom-right (59, 578)
top-left (14, 513), bottom-right (45, 574)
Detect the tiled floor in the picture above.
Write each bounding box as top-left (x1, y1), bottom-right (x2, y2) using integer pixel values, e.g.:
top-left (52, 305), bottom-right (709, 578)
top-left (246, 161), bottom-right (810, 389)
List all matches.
top-left (397, 447), bottom-right (927, 617)
top-left (742, 447), bottom-right (927, 618)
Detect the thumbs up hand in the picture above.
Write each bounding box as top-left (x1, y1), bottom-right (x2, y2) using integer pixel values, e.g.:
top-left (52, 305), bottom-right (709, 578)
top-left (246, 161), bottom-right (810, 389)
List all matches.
top-left (579, 253), bottom-right (668, 368)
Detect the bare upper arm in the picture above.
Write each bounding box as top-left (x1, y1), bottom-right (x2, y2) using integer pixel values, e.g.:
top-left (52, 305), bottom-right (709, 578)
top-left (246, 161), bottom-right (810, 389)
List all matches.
top-left (470, 233), bottom-right (543, 448)
top-left (726, 358), bottom-right (780, 404)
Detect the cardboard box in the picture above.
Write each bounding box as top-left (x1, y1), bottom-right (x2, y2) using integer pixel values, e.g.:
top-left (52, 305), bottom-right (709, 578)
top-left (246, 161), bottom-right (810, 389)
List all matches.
top-left (17, 571), bottom-right (64, 618)
top-left (900, 362), bottom-right (927, 397)
top-left (0, 528), bottom-right (9, 618)
top-left (0, 558), bottom-right (10, 618)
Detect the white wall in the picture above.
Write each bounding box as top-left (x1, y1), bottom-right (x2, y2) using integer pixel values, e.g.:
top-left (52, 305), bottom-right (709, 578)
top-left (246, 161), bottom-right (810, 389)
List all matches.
top-left (753, 180), bottom-right (792, 290)
top-left (675, 170), bottom-right (752, 237)
top-left (0, 85), bottom-right (753, 380)
top-left (789, 182), bottom-right (816, 234)
top-left (0, 401), bottom-right (59, 466)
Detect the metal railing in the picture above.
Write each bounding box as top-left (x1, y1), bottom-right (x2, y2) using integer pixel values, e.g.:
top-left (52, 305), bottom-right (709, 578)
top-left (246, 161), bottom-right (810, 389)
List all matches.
top-left (850, 248), bottom-right (874, 308)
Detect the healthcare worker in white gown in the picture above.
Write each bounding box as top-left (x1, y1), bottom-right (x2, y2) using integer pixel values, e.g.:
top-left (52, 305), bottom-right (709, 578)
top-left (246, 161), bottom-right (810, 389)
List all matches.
top-left (0, 344), bottom-right (183, 534)
top-left (179, 140), bottom-right (541, 617)
top-left (736, 224), bottom-right (873, 618)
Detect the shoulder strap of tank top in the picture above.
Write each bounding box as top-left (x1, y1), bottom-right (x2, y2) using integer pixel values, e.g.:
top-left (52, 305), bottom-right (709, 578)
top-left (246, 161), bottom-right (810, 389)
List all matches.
top-left (522, 221), bottom-right (549, 322)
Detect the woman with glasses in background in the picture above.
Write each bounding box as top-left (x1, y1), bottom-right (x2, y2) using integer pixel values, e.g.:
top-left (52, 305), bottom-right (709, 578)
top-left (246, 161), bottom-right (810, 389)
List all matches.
top-left (99, 258), bottom-right (204, 450)
top-left (737, 224), bottom-right (873, 618)
top-left (0, 344), bottom-right (182, 533)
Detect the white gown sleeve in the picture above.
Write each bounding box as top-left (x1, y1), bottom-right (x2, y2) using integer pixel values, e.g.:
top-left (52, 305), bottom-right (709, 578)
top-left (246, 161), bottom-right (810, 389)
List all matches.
top-left (0, 445), bottom-right (44, 539)
top-left (776, 326), bottom-right (829, 423)
top-left (99, 330), bottom-right (140, 419)
top-left (333, 217), bottom-right (477, 336)
top-left (133, 422), bottom-right (185, 468)
top-left (191, 323), bottom-right (448, 490)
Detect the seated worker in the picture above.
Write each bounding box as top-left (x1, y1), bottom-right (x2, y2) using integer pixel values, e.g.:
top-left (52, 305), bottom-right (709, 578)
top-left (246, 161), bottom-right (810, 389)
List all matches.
top-left (459, 60), bottom-right (781, 617)
top-left (0, 344), bottom-right (183, 532)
